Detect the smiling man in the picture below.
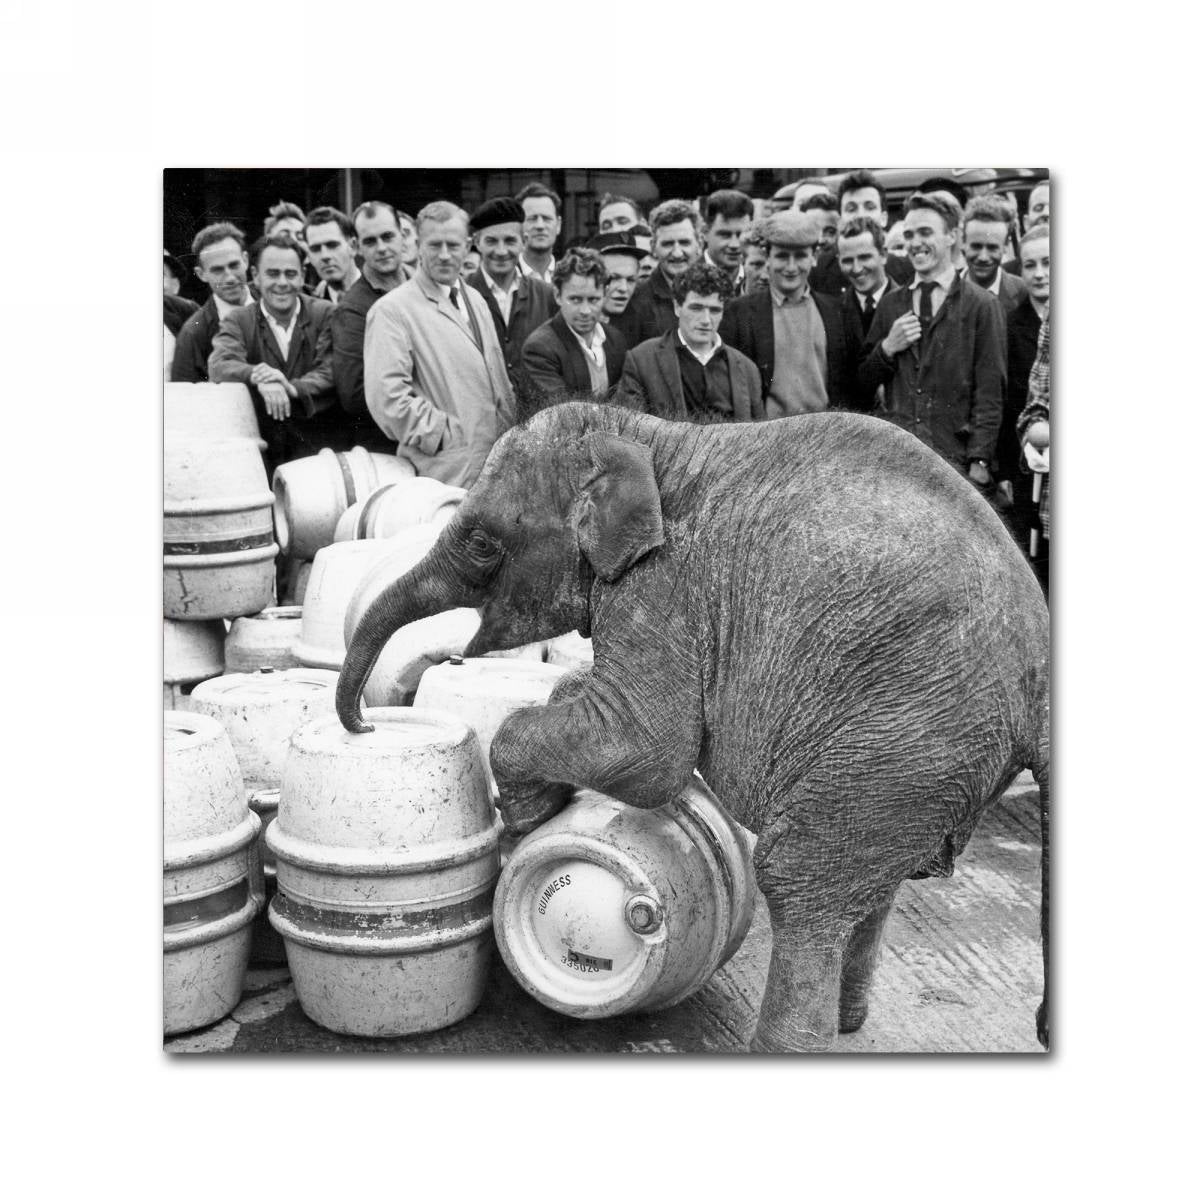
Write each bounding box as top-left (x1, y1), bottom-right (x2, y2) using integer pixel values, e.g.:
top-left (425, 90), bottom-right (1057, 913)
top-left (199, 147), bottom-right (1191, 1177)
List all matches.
top-left (719, 209), bottom-right (851, 415)
top-left (701, 189), bottom-right (755, 294)
top-left (328, 200), bottom-right (413, 453)
top-left (961, 195), bottom-right (1028, 318)
top-left (597, 192), bottom-right (645, 235)
top-left (465, 196), bottom-right (556, 378)
top-left (617, 261), bottom-right (761, 423)
top-left (521, 248), bottom-right (628, 401)
top-left (858, 192), bottom-right (1005, 486)
top-left (835, 216), bottom-right (900, 411)
top-left (170, 222), bottom-right (255, 382)
top-left (613, 199), bottom-right (702, 349)
top-left (208, 232), bottom-right (339, 472)
top-left (515, 182), bottom-right (562, 284)
top-left (363, 200), bottom-right (514, 487)
top-left (302, 206), bottom-right (360, 305)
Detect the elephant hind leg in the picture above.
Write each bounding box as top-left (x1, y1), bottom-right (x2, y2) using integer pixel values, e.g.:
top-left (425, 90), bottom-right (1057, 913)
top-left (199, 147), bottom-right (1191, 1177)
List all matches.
top-left (751, 917), bottom-right (844, 1054)
top-left (838, 893), bottom-right (897, 1034)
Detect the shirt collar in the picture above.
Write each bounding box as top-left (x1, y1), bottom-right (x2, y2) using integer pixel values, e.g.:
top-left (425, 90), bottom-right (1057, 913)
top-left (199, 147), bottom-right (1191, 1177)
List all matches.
top-left (858, 279), bottom-right (889, 307)
top-left (518, 253), bottom-right (554, 280)
top-left (259, 296), bottom-right (300, 331)
top-left (570, 321), bottom-right (606, 352)
top-left (769, 283), bottom-right (811, 308)
top-left (704, 251), bottom-right (744, 286)
top-left (677, 328), bottom-right (723, 363)
top-left (482, 267), bottom-right (521, 296)
top-left (214, 287), bottom-right (252, 319)
top-left (910, 265), bottom-right (958, 294)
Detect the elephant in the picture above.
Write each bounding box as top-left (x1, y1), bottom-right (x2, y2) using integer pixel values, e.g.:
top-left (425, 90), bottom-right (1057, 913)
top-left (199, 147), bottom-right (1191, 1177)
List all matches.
top-left (336, 401), bottom-right (1050, 1053)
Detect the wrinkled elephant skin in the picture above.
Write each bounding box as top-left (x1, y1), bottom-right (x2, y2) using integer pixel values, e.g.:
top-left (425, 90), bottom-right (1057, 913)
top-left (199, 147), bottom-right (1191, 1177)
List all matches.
top-left (336, 403), bottom-right (1051, 1053)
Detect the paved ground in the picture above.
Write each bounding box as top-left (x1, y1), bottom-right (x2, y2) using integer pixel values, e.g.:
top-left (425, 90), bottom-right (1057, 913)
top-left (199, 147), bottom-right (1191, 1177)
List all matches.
top-left (166, 773), bottom-right (1045, 1055)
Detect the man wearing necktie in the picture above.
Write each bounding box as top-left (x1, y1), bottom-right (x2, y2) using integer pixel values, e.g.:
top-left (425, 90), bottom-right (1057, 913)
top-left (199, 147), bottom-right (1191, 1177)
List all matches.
top-left (363, 200), bottom-right (515, 488)
top-left (858, 192), bottom-right (1005, 488)
top-left (835, 216), bottom-right (900, 412)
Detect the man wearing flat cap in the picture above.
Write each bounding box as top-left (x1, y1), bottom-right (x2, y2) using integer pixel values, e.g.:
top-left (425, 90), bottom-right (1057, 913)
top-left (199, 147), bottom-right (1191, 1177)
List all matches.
top-left (364, 200), bottom-right (514, 488)
top-left (719, 209), bottom-right (852, 416)
top-left (587, 232), bottom-right (649, 327)
top-left (465, 196), bottom-right (556, 381)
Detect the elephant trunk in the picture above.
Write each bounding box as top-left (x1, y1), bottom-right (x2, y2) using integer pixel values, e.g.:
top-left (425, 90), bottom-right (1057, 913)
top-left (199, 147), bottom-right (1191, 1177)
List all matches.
top-left (335, 554), bottom-right (462, 734)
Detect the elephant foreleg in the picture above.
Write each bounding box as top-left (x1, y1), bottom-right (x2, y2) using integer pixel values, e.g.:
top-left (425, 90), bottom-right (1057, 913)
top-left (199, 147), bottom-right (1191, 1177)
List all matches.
top-left (838, 894), bottom-right (896, 1034)
top-left (752, 916), bottom-right (844, 1053)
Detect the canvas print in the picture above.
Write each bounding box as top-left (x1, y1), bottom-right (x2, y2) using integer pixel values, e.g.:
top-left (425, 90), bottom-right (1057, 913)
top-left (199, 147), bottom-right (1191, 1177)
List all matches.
top-left (163, 167), bottom-right (1051, 1054)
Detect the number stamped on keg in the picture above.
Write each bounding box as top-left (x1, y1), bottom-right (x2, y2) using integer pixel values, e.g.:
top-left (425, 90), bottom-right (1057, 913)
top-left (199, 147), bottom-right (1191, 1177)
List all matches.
top-left (561, 948), bottom-right (613, 973)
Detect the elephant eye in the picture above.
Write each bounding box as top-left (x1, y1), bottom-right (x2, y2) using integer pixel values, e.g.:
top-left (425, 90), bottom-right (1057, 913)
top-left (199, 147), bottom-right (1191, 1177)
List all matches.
top-left (466, 528), bottom-right (499, 559)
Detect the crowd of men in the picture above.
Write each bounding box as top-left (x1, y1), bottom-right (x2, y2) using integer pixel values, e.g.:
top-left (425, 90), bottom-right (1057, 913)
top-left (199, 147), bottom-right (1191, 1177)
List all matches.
top-left (163, 171), bottom-right (1051, 594)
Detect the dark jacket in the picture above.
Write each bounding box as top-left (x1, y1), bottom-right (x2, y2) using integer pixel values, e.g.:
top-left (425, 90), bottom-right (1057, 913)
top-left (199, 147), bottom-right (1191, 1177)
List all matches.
top-left (521, 313), bottom-right (627, 401)
top-left (610, 264), bottom-right (677, 350)
top-left (208, 295), bottom-right (343, 469)
top-left (839, 279), bottom-right (902, 411)
top-left (616, 330), bottom-right (763, 423)
top-left (718, 286), bottom-right (853, 411)
top-left (809, 248), bottom-right (914, 295)
top-left (329, 273), bottom-right (397, 453)
top-left (999, 296), bottom-right (1044, 481)
top-left (858, 274), bottom-right (1006, 470)
top-left (163, 294), bottom-right (200, 337)
top-left (467, 269), bottom-right (557, 375)
top-left (170, 296), bottom-right (222, 383)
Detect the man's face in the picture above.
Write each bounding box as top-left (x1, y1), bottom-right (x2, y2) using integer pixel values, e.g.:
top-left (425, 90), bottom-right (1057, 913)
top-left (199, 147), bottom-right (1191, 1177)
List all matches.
top-left (521, 196), bottom-right (561, 254)
top-left (304, 221), bottom-right (357, 287)
top-left (476, 222), bottom-right (523, 284)
top-left (674, 291), bottom-right (724, 351)
top-left (195, 237), bottom-right (250, 305)
top-left (704, 213), bottom-right (752, 271)
top-left (1020, 235), bottom-right (1050, 304)
top-left (354, 209), bottom-right (404, 280)
top-left (1027, 184), bottom-right (1050, 229)
top-left (253, 245), bottom-right (305, 319)
top-left (840, 186), bottom-right (887, 229)
top-left (902, 207), bottom-right (956, 278)
top-left (556, 272), bottom-right (605, 339)
top-left (461, 250), bottom-right (481, 281)
top-left (164, 265), bottom-right (180, 296)
top-left (836, 231), bottom-right (887, 296)
top-left (885, 224), bottom-right (907, 257)
top-left (654, 219), bottom-right (700, 279)
top-left (962, 219), bottom-right (1009, 287)
top-left (599, 201), bottom-right (639, 234)
top-left (399, 216), bottom-right (419, 266)
top-left (743, 242), bottom-right (769, 289)
top-left (600, 251), bottom-right (640, 316)
top-left (419, 217), bottom-right (469, 286)
top-left (766, 241), bottom-right (817, 297)
top-left (810, 209), bottom-right (839, 253)
top-left (791, 183), bottom-right (832, 210)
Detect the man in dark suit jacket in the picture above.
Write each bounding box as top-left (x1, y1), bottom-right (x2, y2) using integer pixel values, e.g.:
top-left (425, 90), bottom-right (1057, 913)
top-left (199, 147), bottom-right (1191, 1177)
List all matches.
top-left (521, 249), bottom-right (626, 403)
top-left (465, 197), bottom-right (556, 378)
top-left (617, 262), bottom-right (762, 423)
top-left (962, 195), bottom-right (1029, 323)
top-left (858, 193), bottom-right (1006, 484)
top-left (609, 199), bottom-right (702, 350)
top-left (834, 217), bottom-right (902, 412)
top-left (208, 233), bottom-right (341, 474)
top-left (171, 222), bottom-right (256, 383)
top-left (719, 210), bottom-right (852, 415)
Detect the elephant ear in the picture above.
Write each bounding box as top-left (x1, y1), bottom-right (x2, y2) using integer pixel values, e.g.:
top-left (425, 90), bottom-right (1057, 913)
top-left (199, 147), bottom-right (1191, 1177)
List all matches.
top-left (576, 431), bottom-right (665, 582)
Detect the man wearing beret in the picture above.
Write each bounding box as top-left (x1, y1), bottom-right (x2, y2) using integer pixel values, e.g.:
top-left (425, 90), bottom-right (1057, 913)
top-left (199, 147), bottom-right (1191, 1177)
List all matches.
top-left (364, 200), bottom-right (514, 488)
top-left (718, 210), bottom-right (852, 416)
top-left (465, 196), bottom-right (556, 381)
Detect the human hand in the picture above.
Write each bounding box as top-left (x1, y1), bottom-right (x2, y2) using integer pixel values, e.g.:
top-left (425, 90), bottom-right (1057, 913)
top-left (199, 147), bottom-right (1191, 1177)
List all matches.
top-left (882, 313), bottom-right (922, 356)
top-left (259, 381), bottom-right (291, 421)
top-left (250, 363), bottom-right (288, 388)
top-left (1024, 420), bottom-right (1049, 451)
top-left (968, 460), bottom-right (992, 486)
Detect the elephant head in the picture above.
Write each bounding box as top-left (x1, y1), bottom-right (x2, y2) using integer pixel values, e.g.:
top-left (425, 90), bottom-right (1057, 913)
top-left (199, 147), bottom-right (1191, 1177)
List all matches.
top-left (336, 404), bottom-right (666, 733)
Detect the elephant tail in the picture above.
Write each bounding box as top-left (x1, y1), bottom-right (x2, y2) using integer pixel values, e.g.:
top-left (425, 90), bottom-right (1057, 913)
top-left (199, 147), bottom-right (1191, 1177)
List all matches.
top-left (1033, 758), bottom-right (1049, 1051)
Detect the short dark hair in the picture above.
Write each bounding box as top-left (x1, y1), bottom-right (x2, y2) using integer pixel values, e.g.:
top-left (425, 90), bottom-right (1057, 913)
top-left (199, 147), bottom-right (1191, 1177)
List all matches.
top-left (836, 216), bottom-right (886, 253)
top-left (263, 200), bottom-right (306, 236)
top-left (702, 189), bottom-right (753, 224)
top-left (552, 247), bottom-right (606, 291)
top-left (249, 232), bottom-right (306, 270)
top-left (837, 169), bottom-right (886, 212)
top-left (351, 200), bottom-right (402, 231)
top-left (516, 182), bottom-right (562, 216)
top-left (671, 261), bottom-right (733, 306)
top-left (192, 221), bottom-right (247, 259)
top-left (650, 199), bottom-right (699, 236)
top-left (799, 193), bottom-right (839, 214)
top-left (598, 192), bottom-right (644, 221)
top-left (963, 194), bottom-right (1016, 227)
top-left (904, 192), bottom-right (960, 233)
top-left (303, 205), bottom-right (355, 241)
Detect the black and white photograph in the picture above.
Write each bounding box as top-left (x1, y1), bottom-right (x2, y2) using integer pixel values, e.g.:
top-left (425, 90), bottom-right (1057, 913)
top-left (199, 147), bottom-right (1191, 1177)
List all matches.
top-left (162, 166), bottom-right (1051, 1057)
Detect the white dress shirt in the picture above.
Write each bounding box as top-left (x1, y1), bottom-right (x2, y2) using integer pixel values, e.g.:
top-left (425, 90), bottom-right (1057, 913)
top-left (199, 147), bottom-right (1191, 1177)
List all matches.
top-left (260, 299), bottom-right (300, 360)
top-left (214, 287), bottom-right (252, 319)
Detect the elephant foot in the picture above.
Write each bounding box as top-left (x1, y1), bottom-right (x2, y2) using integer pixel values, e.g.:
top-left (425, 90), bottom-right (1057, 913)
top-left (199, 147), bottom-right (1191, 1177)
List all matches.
top-left (749, 1021), bottom-right (836, 1054)
top-left (838, 999), bottom-right (869, 1034)
top-left (497, 781), bottom-right (571, 836)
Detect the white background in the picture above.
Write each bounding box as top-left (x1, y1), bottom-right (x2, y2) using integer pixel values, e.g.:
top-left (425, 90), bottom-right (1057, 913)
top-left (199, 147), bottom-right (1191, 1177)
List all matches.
top-left (3, 1), bottom-right (1195, 1195)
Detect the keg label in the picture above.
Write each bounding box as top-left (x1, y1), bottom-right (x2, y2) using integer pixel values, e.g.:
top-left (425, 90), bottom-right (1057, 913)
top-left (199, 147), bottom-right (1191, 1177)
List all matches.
top-left (563, 948), bottom-right (612, 972)
top-left (536, 873), bottom-right (572, 915)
